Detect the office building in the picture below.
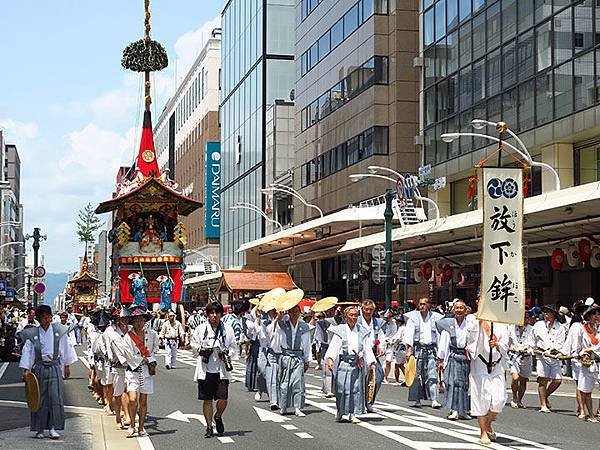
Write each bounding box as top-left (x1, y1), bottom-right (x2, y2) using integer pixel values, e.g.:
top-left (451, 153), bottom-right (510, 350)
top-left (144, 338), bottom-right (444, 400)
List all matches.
top-left (220, 0), bottom-right (296, 269)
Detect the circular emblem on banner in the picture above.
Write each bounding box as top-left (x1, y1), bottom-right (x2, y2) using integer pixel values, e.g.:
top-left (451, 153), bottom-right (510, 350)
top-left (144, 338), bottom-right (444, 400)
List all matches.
top-left (142, 149), bottom-right (155, 163)
top-left (487, 178), bottom-right (503, 199)
top-left (502, 178), bottom-right (519, 198)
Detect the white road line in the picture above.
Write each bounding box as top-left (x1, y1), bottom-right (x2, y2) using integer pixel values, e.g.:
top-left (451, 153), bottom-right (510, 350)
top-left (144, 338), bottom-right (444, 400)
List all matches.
top-left (295, 432), bottom-right (313, 439)
top-left (0, 362), bottom-right (8, 381)
top-left (217, 437), bottom-right (235, 444)
top-left (417, 443), bottom-right (483, 449)
top-left (381, 426), bottom-right (432, 433)
top-left (0, 399), bottom-right (103, 414)
top-left (281, 424), bottom-right (298, 430)
top-left (78, 356), bottom-right (90, 370)
top-left (137, 435), bottom-right (156, 450)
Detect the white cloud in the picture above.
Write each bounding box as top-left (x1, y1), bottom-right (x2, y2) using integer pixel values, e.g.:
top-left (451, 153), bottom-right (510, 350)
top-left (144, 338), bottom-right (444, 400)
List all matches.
top-left (0, 117), bottom-right (39, 142)
top-left (173, 16), bottom-right (221, 83)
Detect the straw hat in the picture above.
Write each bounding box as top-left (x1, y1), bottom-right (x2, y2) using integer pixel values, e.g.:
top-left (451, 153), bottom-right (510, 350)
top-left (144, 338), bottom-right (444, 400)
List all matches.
top-left (276, 288), bottom-right (304, 312)
top-left (404, 355), bottom-right (417, 387)
top-left (25, 372), bottom-right (40, 412)
top-left (311, 296), bottom-right (338, 313)
top-left (249, 297), bottom-right (260, 306)
top-left (259, 287), bottom-right (286, 312)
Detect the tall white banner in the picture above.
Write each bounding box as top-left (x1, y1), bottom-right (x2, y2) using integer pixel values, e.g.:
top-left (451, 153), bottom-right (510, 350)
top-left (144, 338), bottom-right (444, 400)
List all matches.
top-left (478, 167), bottom-right (525, 326)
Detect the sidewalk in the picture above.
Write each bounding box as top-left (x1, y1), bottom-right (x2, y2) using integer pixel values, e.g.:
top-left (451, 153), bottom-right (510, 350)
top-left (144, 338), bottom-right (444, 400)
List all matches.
top-left (0, 401), bottom-right (140, 450)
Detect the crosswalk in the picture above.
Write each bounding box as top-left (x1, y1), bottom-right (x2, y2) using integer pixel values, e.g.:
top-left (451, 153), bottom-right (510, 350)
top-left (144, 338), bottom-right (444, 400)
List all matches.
top-left (175, 351), bottom-right (560, 450)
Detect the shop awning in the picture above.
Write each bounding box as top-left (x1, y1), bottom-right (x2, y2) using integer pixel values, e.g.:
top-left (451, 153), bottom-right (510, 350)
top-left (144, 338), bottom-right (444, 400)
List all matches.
top-left (236, 202), bottom-right (410, 266)
top-left (338, 181), bottom-right (600, 263)
top-left (183, 271), bottom-right (223, 298)
top-left (218, 270), bottom-right (297, 293)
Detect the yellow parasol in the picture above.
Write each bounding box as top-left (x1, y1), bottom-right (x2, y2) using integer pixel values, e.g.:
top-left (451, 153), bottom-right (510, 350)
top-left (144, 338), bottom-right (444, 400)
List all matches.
top-left (259, 287), bottom-right (286, 312)
top-left (249, 297), bottom-right (260, 306)
top-left (25, 372), bottom-right (40, 412)
top-left (311, 296), bottom-right (338, 312)
top-left (276, 288), bottom-right (304, 312)
top-left (404, 355), bottom-right (417, 387)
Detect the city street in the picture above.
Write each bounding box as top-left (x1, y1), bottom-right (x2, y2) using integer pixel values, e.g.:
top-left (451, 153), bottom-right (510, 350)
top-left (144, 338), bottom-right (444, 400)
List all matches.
top-left (0, 348), bottom-right (598, 450)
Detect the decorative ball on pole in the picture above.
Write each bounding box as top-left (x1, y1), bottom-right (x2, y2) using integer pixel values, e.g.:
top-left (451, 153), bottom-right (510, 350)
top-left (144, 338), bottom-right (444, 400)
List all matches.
top-left (496, 121), bottom-right (508, 134)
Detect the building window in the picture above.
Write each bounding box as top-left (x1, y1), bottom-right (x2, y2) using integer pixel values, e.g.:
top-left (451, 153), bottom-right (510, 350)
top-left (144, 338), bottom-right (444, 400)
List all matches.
top-left (577, 145), bottom-right (600, 185)
top-left (451, 178), bottom-right (477, 214)
top-left (300, 56), bottom-right (389, 132)
top-left (300, 0), bottom-right (385, 78)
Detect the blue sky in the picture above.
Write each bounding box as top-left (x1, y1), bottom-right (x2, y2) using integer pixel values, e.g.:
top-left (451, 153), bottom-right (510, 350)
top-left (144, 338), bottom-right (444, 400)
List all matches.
top-left (0, 1), bottom-right (222, 273)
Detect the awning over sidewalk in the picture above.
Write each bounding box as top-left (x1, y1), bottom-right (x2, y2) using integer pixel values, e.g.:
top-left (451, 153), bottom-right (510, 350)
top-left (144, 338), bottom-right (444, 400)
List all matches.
top-left (218, 270), bottom-right (297, 293)
top-left (338, 181), bottom-right (600, 264)
top-left (236, 202), bottom-right (407, 266)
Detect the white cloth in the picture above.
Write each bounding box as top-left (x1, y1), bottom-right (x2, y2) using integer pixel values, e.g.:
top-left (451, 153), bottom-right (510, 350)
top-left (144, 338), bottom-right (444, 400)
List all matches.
top-left (126, 370), bottom-right (153, 394)
top-left (190, 321), bottom-right (238, 381)
top-left (16, 317), bottom-right (39, 334)
top-left (122, 328), bottom-right (159, 379)
top-left (467, 321), bottom-right (509, 416)
top-left (508, 325), bottom-right (534, 377)
top-left (324, 324), bottom-right (376, 369)
top-left (112, 368), bottom-right (126, 396)
top-left (530, 320), bottom-right (566, 379)
top-left (272, 318), bottom-right (312, 362)
top-left (574, 323), bottom-right (600, 393)
top-left (19, 325), bottom-right (78, 372)
top-left (437, 318), bottom-right (469, 362)
top-left (160, 320), bottom-right (184, 340)
top-left (387, 325), bottom-right (407, 364)
top-left (403, 312), bottom-right (437, 346)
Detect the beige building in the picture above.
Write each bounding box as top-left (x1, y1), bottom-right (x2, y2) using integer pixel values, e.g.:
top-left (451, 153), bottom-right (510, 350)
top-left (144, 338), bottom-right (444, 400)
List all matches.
top-left (154, 36), bottom-right (221, 256)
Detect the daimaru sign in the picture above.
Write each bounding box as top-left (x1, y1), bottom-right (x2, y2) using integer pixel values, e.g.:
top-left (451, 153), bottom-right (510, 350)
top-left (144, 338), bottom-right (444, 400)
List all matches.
top-left (204, 142), bottom-right (221, 239)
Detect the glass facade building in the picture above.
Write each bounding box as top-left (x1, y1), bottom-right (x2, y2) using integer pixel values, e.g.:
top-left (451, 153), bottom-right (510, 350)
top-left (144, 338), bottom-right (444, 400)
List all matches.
top-left (422, 0), bottom-right (599, 166)
top-left (220, 0), bottom-right (295, 269)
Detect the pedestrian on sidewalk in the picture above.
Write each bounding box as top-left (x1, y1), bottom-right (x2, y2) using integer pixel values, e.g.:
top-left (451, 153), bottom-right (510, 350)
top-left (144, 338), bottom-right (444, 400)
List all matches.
top-left (123, 307), bottom-right (159, 438)
top-left (19, 305), bottom-right (78, 439)
top-left (106, 308), bottom-right (132, 429)
top-left (190, 301), bottom-right (238, 438)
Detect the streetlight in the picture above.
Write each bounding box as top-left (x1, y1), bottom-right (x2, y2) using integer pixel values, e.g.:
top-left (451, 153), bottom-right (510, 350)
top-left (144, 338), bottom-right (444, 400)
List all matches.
top-left (0, 241), bottom-right (24, 250)
top-left (440, 119), bottom-right (560, 191)
top-left (25, 227), bottom-right (47, 307)
top-left (261, 183), bottom-right (324, 218)
top-left (229, 202), bottom-right (284, 233)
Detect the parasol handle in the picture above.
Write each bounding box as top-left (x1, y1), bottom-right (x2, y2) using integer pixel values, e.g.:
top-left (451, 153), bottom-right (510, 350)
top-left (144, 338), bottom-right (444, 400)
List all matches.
top-left (165, 261), bottom-right (172, 280)
top-left (139, 261), bottom-right (145, 278)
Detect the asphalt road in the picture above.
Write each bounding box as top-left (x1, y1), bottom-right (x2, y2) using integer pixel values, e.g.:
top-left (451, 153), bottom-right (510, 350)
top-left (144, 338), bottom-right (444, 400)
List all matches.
top-left (1, 350), bottom-right (598, 450)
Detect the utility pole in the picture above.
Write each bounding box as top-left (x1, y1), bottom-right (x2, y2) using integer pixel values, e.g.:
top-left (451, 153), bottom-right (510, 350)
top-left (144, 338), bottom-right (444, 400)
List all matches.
top-left (26, 273), bottom-right (32, 306)
top-left (384, 189), bottom-right (394, 310)
top-left (25, 227), bottom-right (46, 308)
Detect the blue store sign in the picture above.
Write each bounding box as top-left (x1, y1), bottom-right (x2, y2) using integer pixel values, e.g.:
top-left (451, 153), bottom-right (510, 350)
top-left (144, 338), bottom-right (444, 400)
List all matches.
top-left (0, 280), bottom-right (6, 296)
top-left (204, 142), bottom-right (221, 239)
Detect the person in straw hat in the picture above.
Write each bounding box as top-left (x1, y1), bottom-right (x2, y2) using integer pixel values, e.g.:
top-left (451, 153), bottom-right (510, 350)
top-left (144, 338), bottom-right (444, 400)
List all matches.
top-left (159, 310), bottom-right (185, 370)
top-left (105, 307), bottom-right (132, 429)
top-left (572, 303), bottom-right (600, 422)
top-left (122, 306), bottom-right (159, 438)
top-left (255, 293), bottom-right (283, 410)
top-left (325, 305), bottom-right (375, 423)
top-left (19, 305), bottom-right (78, 439)
top-left (272, 289), bottom-right (312, 417)
top-left (529, 304), bottom-right (567, 413)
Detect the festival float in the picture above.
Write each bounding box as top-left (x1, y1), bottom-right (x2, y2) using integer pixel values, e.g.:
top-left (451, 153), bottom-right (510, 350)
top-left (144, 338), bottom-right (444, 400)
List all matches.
top-left (95, 0), bottom-right (202, 311)
top-left (67, 256), bottom-right (101, 313)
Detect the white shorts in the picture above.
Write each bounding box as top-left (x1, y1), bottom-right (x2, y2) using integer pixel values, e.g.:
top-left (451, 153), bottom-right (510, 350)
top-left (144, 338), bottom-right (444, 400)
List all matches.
top-left (509, 354), bottom-right (532, 378)
top-left (125, 370), bottom-right (154, 395)
top-left (101, 364), bottom-right (114, 386)
top-left (385, 348), bottom-right (395, 362)
top-left (536, 357), bottom-right (562, 380)
top-left (469, 372), bottom-right (506, 417)
top-left (112, 368), bottom-right (127, 396)
top-left (577, 365), bottom-right (599, 393)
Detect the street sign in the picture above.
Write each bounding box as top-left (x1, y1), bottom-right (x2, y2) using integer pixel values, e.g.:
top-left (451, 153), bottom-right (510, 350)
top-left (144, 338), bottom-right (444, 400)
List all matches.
top-left (372, 269), bottom-right (384, 285)
top-left (5, 288), bottom-right (14, 300)
top-left (371, 244), bottom-right (386, 261)
top-left (433, 176), bottom-right (447, 191)
top-left (0, 280), bottom-right (6, 296)
top-left (33, 282), bottom-right (46, 294)
top-left (418, 164), bottom-right (432, 177)
top-left (34, 266), bottom-right (46, 278)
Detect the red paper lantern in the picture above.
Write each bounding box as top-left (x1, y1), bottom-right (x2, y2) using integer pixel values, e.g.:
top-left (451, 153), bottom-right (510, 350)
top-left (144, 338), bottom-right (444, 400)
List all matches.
top-left (422, 262), bottom-right (433, 281)
top-left (579, 239), bottom-right (592, 263)
top-left (551, 248), bottom-right (565, 271)
top-left (442, 264), bottom-right (453, 283)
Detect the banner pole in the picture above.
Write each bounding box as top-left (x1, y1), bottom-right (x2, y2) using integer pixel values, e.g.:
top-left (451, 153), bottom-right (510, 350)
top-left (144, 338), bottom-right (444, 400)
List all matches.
top-left (487, 322), bottom-right (495, 374)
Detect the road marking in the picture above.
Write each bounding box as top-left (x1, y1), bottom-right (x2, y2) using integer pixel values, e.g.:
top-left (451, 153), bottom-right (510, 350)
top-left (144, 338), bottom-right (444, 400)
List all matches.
top-left (166, 410), bottom-right (207, 425)
top-left (384, 426), bottom-right (433, 432)
top-left (0, 362), bottom-right (8, 381)
top-left (281, 424), bottom-right (298, 430)
top-left (0, 399), bottom-right (103, 414)
top-left (217, 437), bottom-right (235, 444)
top-left (137, 435), bottom-right (155, 450)
top-left (295, 432), bottom-right (313, 439)
top-left (253, 406), bottom-right (289, 423)
top-left (78, 356), bottom-right (90, 370)
top-left (417, 443), bottom-right (483, 449)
